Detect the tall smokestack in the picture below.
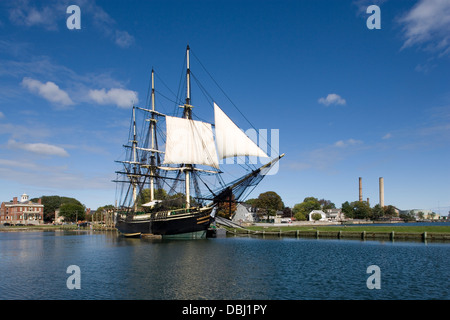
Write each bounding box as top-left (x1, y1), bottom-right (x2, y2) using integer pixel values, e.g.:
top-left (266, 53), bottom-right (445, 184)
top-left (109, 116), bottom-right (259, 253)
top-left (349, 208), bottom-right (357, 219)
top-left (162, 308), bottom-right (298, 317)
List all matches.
top-left (359, 177), bottom-right (362, 202)
top-left (379, 177), bottom-right (384, 207)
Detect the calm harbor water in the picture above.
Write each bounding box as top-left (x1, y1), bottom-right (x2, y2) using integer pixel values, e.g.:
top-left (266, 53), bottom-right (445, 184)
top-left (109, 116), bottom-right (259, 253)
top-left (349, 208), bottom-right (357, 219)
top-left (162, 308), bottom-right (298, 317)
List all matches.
top-left (0, 230), bottom-right (449, 300)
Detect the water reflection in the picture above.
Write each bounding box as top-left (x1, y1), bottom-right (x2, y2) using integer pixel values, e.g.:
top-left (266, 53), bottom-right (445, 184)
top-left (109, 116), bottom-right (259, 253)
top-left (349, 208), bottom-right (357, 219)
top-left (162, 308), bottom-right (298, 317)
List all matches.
top-left (0, 232), bottom-right (449, 300)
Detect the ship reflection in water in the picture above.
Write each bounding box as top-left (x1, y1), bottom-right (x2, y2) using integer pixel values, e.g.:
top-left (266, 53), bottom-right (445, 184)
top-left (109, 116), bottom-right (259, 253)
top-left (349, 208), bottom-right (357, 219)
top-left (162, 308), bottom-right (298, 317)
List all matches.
top-left (1, 231), bottom-right (449, 300)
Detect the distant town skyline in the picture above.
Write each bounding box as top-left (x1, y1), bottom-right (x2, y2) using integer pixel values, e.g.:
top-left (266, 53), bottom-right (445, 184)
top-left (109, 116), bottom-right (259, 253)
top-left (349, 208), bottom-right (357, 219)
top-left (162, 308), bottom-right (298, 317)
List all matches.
top-left (0, 0), bottom-right (449, 215)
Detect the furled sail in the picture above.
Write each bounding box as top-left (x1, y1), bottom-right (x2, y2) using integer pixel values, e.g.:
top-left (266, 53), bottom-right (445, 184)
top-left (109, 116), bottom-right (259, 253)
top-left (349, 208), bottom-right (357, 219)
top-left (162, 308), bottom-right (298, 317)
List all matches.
top-left (214, 103), bottom-right (269, 160)
top-left (163, 116), bottom-right (219, 169)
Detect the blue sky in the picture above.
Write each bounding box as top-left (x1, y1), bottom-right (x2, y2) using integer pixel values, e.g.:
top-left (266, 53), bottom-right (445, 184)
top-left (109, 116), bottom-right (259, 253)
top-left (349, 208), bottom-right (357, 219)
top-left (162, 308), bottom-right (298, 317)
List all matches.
top-left (0, 0), bottom-right (449, 215)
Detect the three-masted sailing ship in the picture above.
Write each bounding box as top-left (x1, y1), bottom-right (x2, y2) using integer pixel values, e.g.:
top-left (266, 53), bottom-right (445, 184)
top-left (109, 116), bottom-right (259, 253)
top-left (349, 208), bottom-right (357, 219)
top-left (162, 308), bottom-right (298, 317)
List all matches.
top-left (114, 46), bottom-right (284, 238)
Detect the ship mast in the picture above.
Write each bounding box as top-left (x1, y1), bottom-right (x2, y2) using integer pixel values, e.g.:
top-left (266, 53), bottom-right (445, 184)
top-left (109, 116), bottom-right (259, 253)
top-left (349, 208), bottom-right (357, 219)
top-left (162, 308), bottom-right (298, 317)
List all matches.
top-left (184, 45), bottom-right (193, 209)
top-left (132, 105), bottom-right (138, 211)
top-left (149, 69), bottom-right (156, 202)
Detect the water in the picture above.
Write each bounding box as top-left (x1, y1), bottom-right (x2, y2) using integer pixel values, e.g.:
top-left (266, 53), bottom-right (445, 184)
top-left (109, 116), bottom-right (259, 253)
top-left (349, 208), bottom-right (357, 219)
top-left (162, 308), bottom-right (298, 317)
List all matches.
top-left (0, 231), bottom-right (449, 300)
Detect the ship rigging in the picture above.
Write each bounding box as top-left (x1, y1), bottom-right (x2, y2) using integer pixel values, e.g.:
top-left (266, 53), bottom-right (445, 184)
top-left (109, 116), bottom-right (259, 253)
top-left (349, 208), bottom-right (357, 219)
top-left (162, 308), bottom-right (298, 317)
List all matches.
top-left (114, 45), bottom-right (284, 238)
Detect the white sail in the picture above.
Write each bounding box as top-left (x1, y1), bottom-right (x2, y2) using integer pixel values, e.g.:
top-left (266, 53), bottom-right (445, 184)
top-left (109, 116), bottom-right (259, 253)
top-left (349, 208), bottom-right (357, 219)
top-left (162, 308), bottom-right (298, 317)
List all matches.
top-left (214, 103), bottom-right (268, 160)
top-left (163, 116), bottom-right (219, 169)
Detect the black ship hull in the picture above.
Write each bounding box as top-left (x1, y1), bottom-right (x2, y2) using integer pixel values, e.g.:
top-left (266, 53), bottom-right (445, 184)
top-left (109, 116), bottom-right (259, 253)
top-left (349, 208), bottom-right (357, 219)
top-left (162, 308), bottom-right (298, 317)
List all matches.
top-left (115, 207), bottom-right (213, 239)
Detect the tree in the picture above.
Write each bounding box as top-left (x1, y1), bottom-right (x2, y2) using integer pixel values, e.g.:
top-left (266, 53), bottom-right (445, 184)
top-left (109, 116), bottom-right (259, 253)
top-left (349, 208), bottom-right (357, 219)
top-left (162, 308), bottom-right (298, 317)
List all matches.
top-left (282, 207), bottom-right (292, 218)
top-left (318, 199), bottom-right (336, 211)
top-left (59, 202), bottom-right (85, 222)
top-left (138, 188), bottom-right (168, 205)
top-left (311, 213), bottom-right (322, 221)
top-left (31, 195), bottom-right (84, 222)
top-left (371, 204), bottom-right (384, 220)
top-left (399, 210), bottom-right (416, 222)
top-left (341, 201), bottom-right (353, 219)
top-left (255, 191), bottom-right (284, 215)
top-left (95, 204), bottom-right (115, 221)
top-left (293, 197), bottom-right (321, 221)
top-left (352, 201), bottom-right (372, 219)
top-left (245, 198), bottom-right (258, 208)
top-left (383, 205), bottom-right (398, 218)
top-left (216, 194), bottom-right (237, 219)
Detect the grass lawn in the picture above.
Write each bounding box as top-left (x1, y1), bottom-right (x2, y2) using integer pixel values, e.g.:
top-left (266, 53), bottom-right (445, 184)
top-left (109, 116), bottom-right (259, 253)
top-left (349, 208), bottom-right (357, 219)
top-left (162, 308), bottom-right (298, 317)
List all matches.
top-left (245, 224), bottom-right (450, 234)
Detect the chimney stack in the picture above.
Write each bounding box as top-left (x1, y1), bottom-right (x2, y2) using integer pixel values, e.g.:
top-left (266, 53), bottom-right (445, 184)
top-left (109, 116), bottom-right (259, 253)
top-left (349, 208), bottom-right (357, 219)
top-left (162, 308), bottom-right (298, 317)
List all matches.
top-left (359, 177), bottom-right (363, 202)
top-left (379, 177), bottom-right (384, 207)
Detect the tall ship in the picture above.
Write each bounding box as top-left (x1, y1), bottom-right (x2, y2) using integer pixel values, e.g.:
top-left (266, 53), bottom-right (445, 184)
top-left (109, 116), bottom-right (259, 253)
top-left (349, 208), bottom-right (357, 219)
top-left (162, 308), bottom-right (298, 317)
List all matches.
top-left (114, 46), bottom-right (283, 238)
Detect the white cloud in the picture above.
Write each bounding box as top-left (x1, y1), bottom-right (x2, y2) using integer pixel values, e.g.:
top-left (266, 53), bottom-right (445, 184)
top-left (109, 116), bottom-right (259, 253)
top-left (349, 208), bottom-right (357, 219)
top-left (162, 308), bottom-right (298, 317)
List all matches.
top-left (7, 0), bottom-right (135, 48)
top-left (21, 77), bottom-right (74, 107)
top-left (8, 0), bottom-right (60, 30)
top-left (89, 88), bottom-right (138, 108)
top-left (8, 139), bottom-right (69, 157)
top-left (115, 30), bottom-right (135, 48)
top-left (399, 0), bottom-right (450, 56)
top-left (382, 133), bottom-right (392, 140)
top-left (334, 139), bottom-right (363, 147)
top-left (318, 93), bottom-right (346, 106)
top-left (0, 111), bottom-right (4, 119)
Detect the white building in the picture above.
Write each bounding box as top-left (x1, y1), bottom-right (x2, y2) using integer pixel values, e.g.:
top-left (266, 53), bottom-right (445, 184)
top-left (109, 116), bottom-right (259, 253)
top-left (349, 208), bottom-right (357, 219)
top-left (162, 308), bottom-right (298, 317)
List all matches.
top-left (309, 210), bottom-right (327, 221)
top-left (232, 203), bottom-right (257, 224)
top-left (325, 208), bottom-right (345, 221)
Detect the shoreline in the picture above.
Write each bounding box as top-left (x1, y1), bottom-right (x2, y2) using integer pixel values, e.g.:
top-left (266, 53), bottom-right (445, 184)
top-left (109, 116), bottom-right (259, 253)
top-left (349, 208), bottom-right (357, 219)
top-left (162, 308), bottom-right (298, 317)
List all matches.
top-left (0, 224), bottom-right (117, 233)
top-left (224, 221), bottom-right (450, 242)
top-left (2, 222), bottom-right (449, 242)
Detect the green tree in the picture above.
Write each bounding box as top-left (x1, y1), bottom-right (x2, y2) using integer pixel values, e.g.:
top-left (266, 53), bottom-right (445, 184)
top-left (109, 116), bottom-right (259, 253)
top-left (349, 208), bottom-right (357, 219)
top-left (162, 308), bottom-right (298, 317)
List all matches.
top-left (95, 204), bottom-right (115, 221)
top-left (59, 202), bottom-right (85, 222)
top-left (311, 213), bottom-right (322, 221)
top-left (293, 197), bottom-right (321, 221)
top-left (352, 201), bottom-right (372, 219)
top-left (255, 191), bottom-right (284, 215)
top-left (383, 205), bottom-right (398, 218)
top-left (341, 201), bottom-right (353, 219)
top-left (31, 195), bottom-right (84, 222)
top-left (319, 199), bottom-right (336, 211)
top-left (371, 204), bottom-right (384, 220)
top-left (245, 198), bottom-right (258, 208)
top-left (138, 188), bottom-right (169, 205)
top-left (417, 211), bottom-right (424, 220)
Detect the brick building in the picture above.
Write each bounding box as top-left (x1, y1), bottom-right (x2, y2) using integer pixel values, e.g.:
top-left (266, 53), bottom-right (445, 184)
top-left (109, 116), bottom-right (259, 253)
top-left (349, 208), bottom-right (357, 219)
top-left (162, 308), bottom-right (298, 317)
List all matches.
top-left (1, 193), bottom-right (44, 225)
